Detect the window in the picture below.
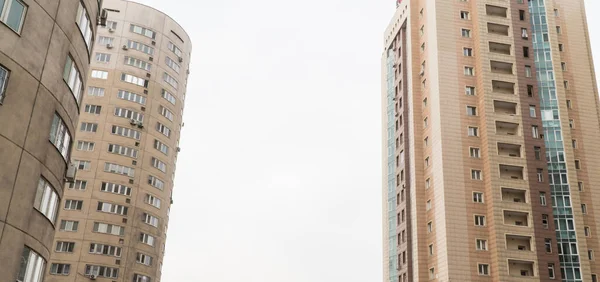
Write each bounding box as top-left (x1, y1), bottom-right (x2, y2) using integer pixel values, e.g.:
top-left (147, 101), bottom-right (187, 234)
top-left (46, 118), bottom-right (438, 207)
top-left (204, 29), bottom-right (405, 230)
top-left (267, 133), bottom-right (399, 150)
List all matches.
top-left (532, 125), bottom-right (539, 138)
top-left (88, 86), bottom-right (105, 96)
top-left (529, 105), bottom-right (536, 118)
top-left (521, 28), bottom-right (528, 39)
top-left (423, 117), bottom-right (428, 128)
top-left (534, 146), bottom-right (541, 160)
top-left (466, 106), bottom-right (477, 116)
top-left (93, 222), bottom-right (124, 236)
top-left (561, 62), bottom-right (567, 71)
top-left (428, 244), bottom-right (433, 255)
top-left (168, 41), bottom-right (183, 57)
top-left (91, 70), bottom-right (108, 79)
top-left (148, 175), bottom-right (165, 190)
top-left (472, 170), bottom-right (482, 180)
top-left (146, 194), bottom-right (161, 209)
top-left (84, 265), bottom-right (119, 279)
top-left (114, 107), bottom-right (143, 122)
top-left (55, 241), bottom-right (75, 253)
top-left (163, 72), bottom-right (179, 89)
top-left (127, 40), bottom-right (154, 55)
top-left (527, 85), bottom-right (534, 97)
top-left (569, 119), bottom-right (575, 128)
top-left (545, 238), bottom-right (552, 253)
top-left (542, 214), bottom-right (549, 228)
top-left (121, 73), bottom-right (148, 87)
top-left (426, 200), bottom-right (432, 211)
top-left (465, 86), bottom-right (475, 96)
top-left (470, 147), bottom-right (480, 158)
top-left (460, 11), bottom-right (470, 20)
top-left (519, 10), bottom-right (525, 21)
top-left (559, 44), bottom-right (564, 51)
top-left (130, 24), bottom-right (155, 39)
top-left (556, 26), bottom-right (561, 34)
top-left (97, 36), bottom-right (114, 45)
top-left (68, 180), bottom-right (87, 190)
top-left (74, 159), bottom-right (90, 170)
top-left (590, 250), bottom-right (595, 260)
top-left (80, 122), bottom-right (98, 132)
top-left (104, 163), bottom-right (135, 177)
top-left (34, 178), bottom-right (59, 223)
top-left (424, 157), bottom-right (429, 168)
top-left (84, 104), bottom-right (102, 114)
top-left (0, 0), bottom-right (27, 33)
top-left (101, 182), bottom-right (132, 196)
top-left (162, 89), bottom-right (176, 105)
top-left (165, 56), bottom-right (181, 73)
top-left (478, 264), bottom-right (489, 276)
top-left (474, 215), bottom-right (486, 226)
top-left (143, 213), bottom-right (159, 227)
top-left (102, 20), bottom-right (117, 29)
top-left (462, 28), bottom-right (471, 38)
top-left (578, 182), bottom-right (584, 191)
top-left (111, 125), bottom-right (141, 140)
top-left (525, 65), bottom-right (532, 77)
top-left (548, 264), bottom-right (556, 279)
top-left (0, 64), bottom-right (9, 104)
top-left (427, 221), bottom-right (433, 233)
top-left (140, 233), bottom-right (155, 246)
top-left (75, 1), bottom-right (93, 50)
top-left (468, 126), bottom-right (478, 137)
top-left (154, 139), bottom-right (169, 155)
top-left (134, 274), bottom-right (152, 282)
top-left (136, 252), bottom-right (153, 266)
top-left (64, 199), bottom-right (83, 210)
top-left (124, 56), bottom-right (152, 71)
top-left (473, 192), bottom-right (484, 203)
top-left (476, 239), bottom-right (488, 251)
top-left (429, 268), bottom-right (435, 280)
top-left (537, 169), bottom-right (544, 182)
top-left (50, 263), bottom-right (70, 275)
top-left (156, 122), bottom-right (171, 137)
top-left (107, 144), bottom-right (138, 158)
top-left (159, 105), bottom-right (174, 121)
top-left (63, 56), bottom-right (84, 103)
top-left (463, 47), bottom-right (473, 56)
top-left (59, 220), bottom-right (78, 232)
top-left (575, 160), bottom-right (581, 169)
top-left (95, 53), bottom-right (111, 63)
top-left (540, 192), bottom-right (547, 206)
top-left (464, 66), bottom-right (474, 76)
top-left (97, 202), bottom-right (128, 215)
top-left (151, 157), bottom-right (167, 173)
top-left (582, 204), bottom-right (588, 214)
top-left (117, 90), bottom-right (146, 105)
top-left (585, 226), bottom-right (591, 237)
top-left (89, 243), bottom-right (122, 257)
top-left (523, 46), bottom-right (529, 58)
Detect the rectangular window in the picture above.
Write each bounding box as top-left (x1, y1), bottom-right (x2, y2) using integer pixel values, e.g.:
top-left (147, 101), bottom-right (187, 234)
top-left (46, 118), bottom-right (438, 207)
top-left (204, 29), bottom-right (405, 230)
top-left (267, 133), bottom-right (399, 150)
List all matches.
top-left (542, 214), bottom-right (549, 229)
top-left (466, 106), bottom-right (477, 116)
top-left (159, 105), bottom-right (174, 121)
top-left (165, 56), bottom-right (181, 73)
top-left (474, 215), bottom-right (486, 226)
top-left (121, 73), bottom-right (148, 87)
top-left (93, 222), bottom-right (124, 236)
top-left (146, 194), bottom-right (161, 209)
top-left (529, 105), bottom-right (536, 117)
top-left (80, 122), bottom-right (98, 132)
top-left (74, 159), bottom-right (91, 170)
top-left (59, 220), bottom-right (79, 232)
top-left (124, 56), bottom-right (152, 71)
top-left (111, 125), bottom-right (141, 140)
top-left (114, 107), bottom-right (144, 122)
top-left (97, 202), bottom-right (128, 215)
top-left (151, 157), bottom-right (167, 173)
top-left (63, 55), bottom-right (84, 103)
top-left (532, 125), bottom-right (539, 138)
top-left (429, 268), bottom-right (435, 280)
top-left (582, 204), bottom-right (588, 214)
top-left (534, 146), bottom-right (541, 160)
top-left (540, 192), bottom-right (547, 206)
top-left (95, 53), bottom-right (111, 63)
top-left (34, 178), bottom-right (59, 223)
top-left (117, 90), bottom-right (146, 105)
top-left (537, 169), bottom-right (544, 182)
top-left (76, 1), bottom-right (93, 50)
top-left (140, 233), bottom-right (155, 246)
top-left (464, 66), bottom-right (475, 76)
top-left (525, 65), bottom-right (532, 77)
top-left (470, 147), bottom-right (480, 158)
top-left (97, 36), bottom-right (114, 45)
top-left (91, 70), bottom-right (108, 79)
top-left (56, 241), bottom-right (75, 253)
top-left (134, 274), bottom-right (152, 282)
top-left (88, 86), bottom-right (105, 97)
top-left (548, 264), bottom-right (555, 279)
top-left (0, 64), bottom-right (9, 104)
top-left (575, 160), bottom-right (581, 169)
top-left (136, 253), bottom-right (153, 266)
top-left (68, 179), bottom-right (87, 190)
top-left (519, 10), bottom-right (525, 21)
top-left (168, 41), bottom-right (183, 57)
top-left (127, 40), bottom-right (154, 55)
top-left (107, 144), bottom-right (138, 158)
top-left (89, 243), bottom-right (122, 257)
top-left (84, 104), bottom-right (102, 114)
top-left (143, 213), bottom-right (159, 227)
top-left (104, 162), bottom-right (135, 177)
top-left (476, 239), bottom-right (488, 251)
top-left (50, 263), bottom-right (70, 276)
top-left (527, 85), bottom-right (534, 97)
top-left (465, 86), bottom-right (475, 96)
top-left (585, 226), bottom-right (591, 237)
top-left (590, 250), bottom-right (595, 261)
top-left (468, 126), bottom-right (478, 137)
top-left (154, 139), bottom-right (169, 155)
top-left (463, 47), bottom-right (473, 56)
top-left (578, 182), bottom-right (584, 191)
top-left (1, 0), bottom-right (27, 33)
top-left (473, 192), bottom-right (484, 203)
top-left (472, 170), bottom-right (482, 180)
top-left (478, 264), bottom-right (489, 276)
top-left (462, 28), bottom-right (471, 38)
top-left (163, 72), bottom-right (179, 89)
top-left (523, 46), bottom-right (529, 58)
top-left (148, 175), bottom-right (165, 190)
top-left (101, 182), bottom-right (132, 196)
top-left (545, 238), bottom-right (552, 253)
top-left (64, 199), bottom-right (83, 210)
top-left (156, 122), bottom-right (171, 137)
top-left (84, 265), bottom-right (119, 278)
top-left (161, 89), bottom-right (176, 105)
top-left (130, 24), bottom-right (156, 39)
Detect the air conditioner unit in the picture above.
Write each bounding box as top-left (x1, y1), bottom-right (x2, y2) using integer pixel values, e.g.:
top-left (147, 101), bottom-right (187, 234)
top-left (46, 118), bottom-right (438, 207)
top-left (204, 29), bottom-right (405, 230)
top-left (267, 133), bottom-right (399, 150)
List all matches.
top-left (151, 40), bottom-right (156, 45)
top-left (141, 106), bottom-right (146, 111)
top-left (107, 43), bottom-right (113, 49)
top-left (146, 73), bottom-right (151, 78)
top-left (130, 119), bottom-right (137, 125)
top-left (143, 89), bottom-right (148, 94)
top-left (122, 45), bottom-right (128, 50)
top-left (178, 57), bottom-right (183, 63)
top-left (89, 274), bottom-right (97, 280)
top-left (149, 57), bottom-right (154, 62)
top-left (65, 163), bottom-right (77, 182)
top-left (109, 28), bottom-right (115, 33)
top-left (137, 123), bottom-right (144, 129)
top-left (176, 147), bottom-right (181, 152)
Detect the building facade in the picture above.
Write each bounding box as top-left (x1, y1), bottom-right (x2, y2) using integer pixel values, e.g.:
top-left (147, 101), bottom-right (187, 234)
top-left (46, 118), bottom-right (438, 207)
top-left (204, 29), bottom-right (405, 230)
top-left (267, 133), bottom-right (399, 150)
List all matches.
top-left (382, 0), bottom-right (600, 281)
top-left (0, 0), bottom-right (99, 281)
top-left (45, 1), bottom-right (191, 281)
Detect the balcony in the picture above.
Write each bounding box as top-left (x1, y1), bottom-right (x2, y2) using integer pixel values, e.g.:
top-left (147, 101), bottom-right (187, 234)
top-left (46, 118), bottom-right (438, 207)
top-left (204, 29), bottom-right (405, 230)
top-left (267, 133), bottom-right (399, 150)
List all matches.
top-left (488, 23), bottom-right (510, 36)
top-left (486, 5), bottom-right (508, 18)
top-left (494, 100), bottom-right (517, 115)
top-left (498, 143), bottom-right (522, 158)
top-left (496, 121), bottom-right (520, 136)
top-left (499, 164), bottom-right (524, 180)
top-left (506, 235), bottom-right (533, 251)
top-left (489, 42), bottom-right (511, 55)
top-left (508, 260), bottom-right (535, 277)
top-left (492, 80), bottom-right (515, 95)
top-left (491, 61), bottom-right (513, 75)
top-left (501, 188), bottom-right (527, 204)
top-left (504, 210), bottom-right (530, 227)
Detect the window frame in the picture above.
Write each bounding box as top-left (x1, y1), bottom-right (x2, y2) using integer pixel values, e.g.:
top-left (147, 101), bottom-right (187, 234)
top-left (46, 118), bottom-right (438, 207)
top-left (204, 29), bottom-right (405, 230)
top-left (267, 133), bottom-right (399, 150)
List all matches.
top-left (0, 0), bottom-right (27, 34)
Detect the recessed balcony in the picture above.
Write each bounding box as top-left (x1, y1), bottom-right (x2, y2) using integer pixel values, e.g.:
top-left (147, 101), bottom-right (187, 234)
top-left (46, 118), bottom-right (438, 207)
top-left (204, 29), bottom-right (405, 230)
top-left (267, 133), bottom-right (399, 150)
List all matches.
top-left (506, 234), bottom-right (533, 251)
top-left (486, 5), bottom-right (508, 18)
top-left (508, 260), bottom-right (535, 277)
top-left (489, 42), bottom-right (511, 55)
top-left (499, 164), bottom-right (524, 180)
top-left (492, 80), bottom-right (515, 95)
top-left (494, 100), bottom-right (518, 115)
top-left (491, 60), bottom-right (513, 75)
top-left (488, 23), bottom-right (510, 36)
top-left (496, 121), bottom-right (520, 136)
top-left (498, 143), bottom-right (522, 158)
top-left (501, 188), bottom-right (527, 203)
top-left (504, 210), bottom-right (530, 227)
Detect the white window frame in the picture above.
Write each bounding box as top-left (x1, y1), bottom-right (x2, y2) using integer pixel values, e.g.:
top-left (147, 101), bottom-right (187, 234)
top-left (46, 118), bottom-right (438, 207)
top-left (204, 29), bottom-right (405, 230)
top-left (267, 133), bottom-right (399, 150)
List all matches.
top-left (75, 1), bottom-right (93, 51)
top-left (63, 55), bottom-right (84, 103)
top-left (34, 178), bottom-right (59, 223)
top-left (0, 64), bottom-right (9, 104)
top-left (91, 70), bottom-right (108, 79)
top-left (0, 0), bottom-right (27, 33)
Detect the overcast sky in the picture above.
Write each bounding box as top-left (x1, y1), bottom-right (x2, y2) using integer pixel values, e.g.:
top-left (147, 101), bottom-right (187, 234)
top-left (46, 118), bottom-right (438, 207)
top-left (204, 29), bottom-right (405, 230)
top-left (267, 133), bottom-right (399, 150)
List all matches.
top-left (131, 0), bottom-right (600, 281)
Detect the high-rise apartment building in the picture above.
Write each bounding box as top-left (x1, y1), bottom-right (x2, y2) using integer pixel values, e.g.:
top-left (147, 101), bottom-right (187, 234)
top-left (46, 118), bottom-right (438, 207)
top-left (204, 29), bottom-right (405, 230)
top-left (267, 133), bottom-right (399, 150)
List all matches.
top-left (382, 0), bottom-right (599, 281)
top-left (45, 1), bottom-right (191, 281)
top-left (0, 0), bottom-right (99, 281)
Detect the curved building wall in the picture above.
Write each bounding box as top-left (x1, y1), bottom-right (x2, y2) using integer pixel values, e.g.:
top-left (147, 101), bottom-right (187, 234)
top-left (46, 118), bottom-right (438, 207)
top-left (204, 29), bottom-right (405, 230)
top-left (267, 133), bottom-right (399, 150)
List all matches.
top-left (46, 0), bottom-right (191, 281)
top-left (0, 0), bottom-right (99, 281)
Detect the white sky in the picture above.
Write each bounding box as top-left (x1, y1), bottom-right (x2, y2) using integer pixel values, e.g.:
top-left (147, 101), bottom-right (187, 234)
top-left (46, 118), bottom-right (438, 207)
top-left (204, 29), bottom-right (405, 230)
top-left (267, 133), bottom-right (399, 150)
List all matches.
top-left (131, 0), bottom-right (600, 281)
